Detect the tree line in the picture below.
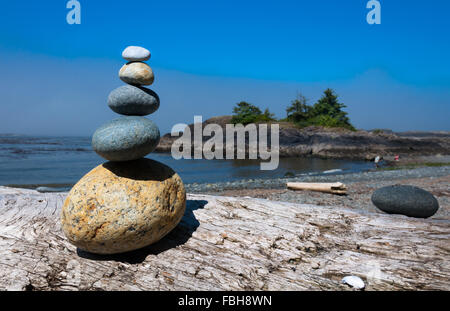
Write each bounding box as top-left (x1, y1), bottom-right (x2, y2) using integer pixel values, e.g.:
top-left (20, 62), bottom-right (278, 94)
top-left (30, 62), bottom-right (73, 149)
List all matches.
top-left (231, 88), bottom-right (355, 130)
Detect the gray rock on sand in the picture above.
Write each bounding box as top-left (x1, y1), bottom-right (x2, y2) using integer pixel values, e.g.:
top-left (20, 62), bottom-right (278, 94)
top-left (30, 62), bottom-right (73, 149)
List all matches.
top-left (371, 185), bottom-right (439, 218)
top-left (122, 46), bottom-right (151, 62)
top-left (108, 85), bottom-right (160, 116)
top-left (92, 116), bottom-right (160, 162)
top-left (119, 62), bottom-right (154, 86)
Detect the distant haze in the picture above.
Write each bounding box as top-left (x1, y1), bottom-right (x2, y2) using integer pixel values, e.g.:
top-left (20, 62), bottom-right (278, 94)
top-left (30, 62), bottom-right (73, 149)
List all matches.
top-left (1, 1), bottom-right (449, 135)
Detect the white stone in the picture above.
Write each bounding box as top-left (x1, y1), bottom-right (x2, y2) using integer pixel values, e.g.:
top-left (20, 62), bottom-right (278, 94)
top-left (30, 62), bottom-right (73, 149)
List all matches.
top-left (122, 46), bottom-right (151, 62)
top-left (342, 275), bottom-right (365, 289)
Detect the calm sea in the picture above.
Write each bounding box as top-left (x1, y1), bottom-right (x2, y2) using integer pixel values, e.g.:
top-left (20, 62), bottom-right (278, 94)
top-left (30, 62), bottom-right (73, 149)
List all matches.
top-left (0, 135), bottom-right (374, 191)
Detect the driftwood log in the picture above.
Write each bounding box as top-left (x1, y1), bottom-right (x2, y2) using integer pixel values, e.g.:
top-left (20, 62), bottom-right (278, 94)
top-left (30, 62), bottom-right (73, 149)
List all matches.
top-left (287, 182), bottom-right (347, 195)
top-left (0, 186), bottom-right (449, 291)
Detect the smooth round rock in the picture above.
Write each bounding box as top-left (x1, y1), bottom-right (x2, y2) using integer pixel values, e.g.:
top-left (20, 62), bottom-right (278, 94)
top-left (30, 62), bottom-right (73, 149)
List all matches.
top-left (61, 159), bottom-right (186, 254)
top-left (342, 276), bottom-right (365, 290)
top-left (371, 185), bottom-right (439, 218)
top-left (119, 62), bottom-right (154, 86)
top-left (122, 46), bottom-right (151, 62)
top-left (92, 116), bottom-right (160, 162)
top-left (108, 85), bottom-right (160, 116)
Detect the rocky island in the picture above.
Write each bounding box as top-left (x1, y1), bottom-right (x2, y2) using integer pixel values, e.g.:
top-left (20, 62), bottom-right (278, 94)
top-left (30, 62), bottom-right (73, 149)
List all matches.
top-left (156, 116), bottom-right (450, 161)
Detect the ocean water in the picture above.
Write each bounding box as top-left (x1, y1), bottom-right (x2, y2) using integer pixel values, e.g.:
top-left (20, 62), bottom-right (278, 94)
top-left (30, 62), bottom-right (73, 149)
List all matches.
top-left (0, 135), bottom-right (374, 191)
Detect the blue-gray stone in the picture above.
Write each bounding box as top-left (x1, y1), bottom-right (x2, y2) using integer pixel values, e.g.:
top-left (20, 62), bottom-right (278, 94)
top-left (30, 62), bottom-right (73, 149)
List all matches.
top-left (371, 185), bottom-right (439, 218)
top-left (92, 117), bottom-right (160, 162)
top-left (108, 85), bottom-right (160, 116)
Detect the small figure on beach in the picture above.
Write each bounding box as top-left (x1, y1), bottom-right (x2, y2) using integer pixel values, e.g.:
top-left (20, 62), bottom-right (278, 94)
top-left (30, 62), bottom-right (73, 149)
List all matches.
top-left (61, 46), bottom-right (186, 255)
top-left (374, 155), bottom-right (382, 168)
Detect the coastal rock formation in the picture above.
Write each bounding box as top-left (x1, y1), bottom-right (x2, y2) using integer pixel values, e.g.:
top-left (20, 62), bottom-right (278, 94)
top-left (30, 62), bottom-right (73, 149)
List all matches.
top-left (62, 159), bottom-right (186, 254)
top-left (62, 46), bottom-right (185, 255)
top-left (371, 185), bottom-right (439, 218)
top-left (155, 115), bottom-right (450, 160)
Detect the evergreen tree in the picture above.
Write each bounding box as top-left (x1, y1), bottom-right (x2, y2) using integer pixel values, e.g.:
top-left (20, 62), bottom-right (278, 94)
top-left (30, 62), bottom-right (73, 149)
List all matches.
top-left (261, 108), bottom-right (276, 122)
top-left (286, 93), bottom-right (312, 123)
top-left (311, 89), bottom-right (354, 129)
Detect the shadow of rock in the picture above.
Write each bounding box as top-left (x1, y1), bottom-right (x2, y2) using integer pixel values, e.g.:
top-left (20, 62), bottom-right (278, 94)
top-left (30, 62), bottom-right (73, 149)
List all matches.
top-left (77, 199), bottom-right (208, 264)
top-left (102, 158), bottom-right (175, 182)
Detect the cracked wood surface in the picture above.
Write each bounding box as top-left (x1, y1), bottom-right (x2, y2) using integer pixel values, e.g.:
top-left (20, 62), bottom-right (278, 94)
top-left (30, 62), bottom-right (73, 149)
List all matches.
top-left (0, 186), bottom-right (449, 291)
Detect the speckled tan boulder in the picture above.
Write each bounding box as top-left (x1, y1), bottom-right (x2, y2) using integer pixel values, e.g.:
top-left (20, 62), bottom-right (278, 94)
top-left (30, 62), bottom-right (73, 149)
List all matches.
top-left (61, 159), bottom-right (186, 255)
top-left (119, 62), bottom-right (154, 86)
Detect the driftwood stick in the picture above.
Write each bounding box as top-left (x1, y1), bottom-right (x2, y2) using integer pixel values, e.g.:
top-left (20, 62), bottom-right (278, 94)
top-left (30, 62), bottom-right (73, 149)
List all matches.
top-left (287, 182), bottom-right (347, 194)
top-left (0, 186), bottom-right (449, 291)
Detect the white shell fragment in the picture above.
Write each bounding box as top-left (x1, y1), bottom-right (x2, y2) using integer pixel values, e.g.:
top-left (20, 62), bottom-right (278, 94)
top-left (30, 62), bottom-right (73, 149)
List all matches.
top-left (341, 275), bottom-right (365, 290)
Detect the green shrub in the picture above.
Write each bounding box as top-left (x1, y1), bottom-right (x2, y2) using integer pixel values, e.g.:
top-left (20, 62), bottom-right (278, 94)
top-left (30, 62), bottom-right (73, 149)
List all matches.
top-left (308, 115), bottom-right (355, 130)
top-left (231, 102), bottom-right (275, 125)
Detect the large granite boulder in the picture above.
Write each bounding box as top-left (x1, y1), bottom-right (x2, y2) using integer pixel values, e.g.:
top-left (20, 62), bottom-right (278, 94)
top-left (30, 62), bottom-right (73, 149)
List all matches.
top-left (61, 159), bottom-right (186, 254)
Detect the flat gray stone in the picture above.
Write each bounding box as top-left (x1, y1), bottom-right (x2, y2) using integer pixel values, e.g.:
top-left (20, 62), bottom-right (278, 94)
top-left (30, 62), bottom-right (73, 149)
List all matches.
top-left (108, 85), bottom-right (159, 116)
top-left (371, 185), bottom-right (439, 218)
top-left (92, 116), bottom-right (160, 162)
top-left (122, 46), bottom-right (151, 62)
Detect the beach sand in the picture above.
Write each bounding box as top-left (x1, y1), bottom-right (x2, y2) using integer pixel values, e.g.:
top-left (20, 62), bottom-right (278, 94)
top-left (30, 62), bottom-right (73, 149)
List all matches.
top-left (194, 165), bottom-right (450, 220)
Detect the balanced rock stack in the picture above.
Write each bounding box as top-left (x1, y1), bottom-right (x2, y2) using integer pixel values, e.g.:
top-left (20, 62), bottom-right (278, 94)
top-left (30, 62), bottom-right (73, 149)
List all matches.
top-left (61, 46), bottom-right (186, 255)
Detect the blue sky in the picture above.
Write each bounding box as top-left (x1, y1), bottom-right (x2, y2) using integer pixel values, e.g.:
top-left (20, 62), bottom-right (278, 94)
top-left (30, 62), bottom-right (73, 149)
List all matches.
top-left (1, 0), bottom-right (449, 135)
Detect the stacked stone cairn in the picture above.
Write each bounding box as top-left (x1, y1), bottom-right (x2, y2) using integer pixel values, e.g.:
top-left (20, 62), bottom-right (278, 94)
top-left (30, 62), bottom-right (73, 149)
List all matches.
top-left (62, 46), bottom-right (186, 255)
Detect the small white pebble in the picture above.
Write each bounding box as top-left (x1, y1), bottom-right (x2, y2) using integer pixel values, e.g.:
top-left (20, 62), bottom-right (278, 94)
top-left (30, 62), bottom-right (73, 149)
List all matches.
top-left (342, 275), bottom-right (365, 290)
top-left (122, 46), bottom-right (151, 62)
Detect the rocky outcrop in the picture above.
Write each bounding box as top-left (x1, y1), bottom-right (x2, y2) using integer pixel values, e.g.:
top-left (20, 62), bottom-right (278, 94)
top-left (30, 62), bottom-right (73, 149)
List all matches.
top-left (155, 116), bottom-right (450, 160)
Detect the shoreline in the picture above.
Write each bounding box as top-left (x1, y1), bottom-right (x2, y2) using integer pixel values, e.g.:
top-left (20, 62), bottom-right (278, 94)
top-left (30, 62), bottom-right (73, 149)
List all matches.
top-left (2, 165), bottom-right (449, 221)
top-left (192, 165), bottom-right (450, 221)
top-left (3, 153), bottom-right (449, 191)
top-left (184, 163), bottom-right (450, 193)
top-left (3, 161), bottom-right (450, 191)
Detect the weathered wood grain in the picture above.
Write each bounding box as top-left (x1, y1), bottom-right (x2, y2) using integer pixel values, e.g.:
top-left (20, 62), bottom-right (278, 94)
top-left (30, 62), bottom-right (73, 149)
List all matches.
top-left (287, 182), bottom-right (347, 194)
top-left (0, 186), bottom-right (449, 291)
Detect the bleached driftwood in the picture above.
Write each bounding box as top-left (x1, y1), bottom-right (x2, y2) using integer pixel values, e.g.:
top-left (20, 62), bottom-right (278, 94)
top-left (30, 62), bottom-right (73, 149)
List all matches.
top-left (287, 182), bottom-right (347, 195)
top-left (0, 186), bottom-right (449, 291)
